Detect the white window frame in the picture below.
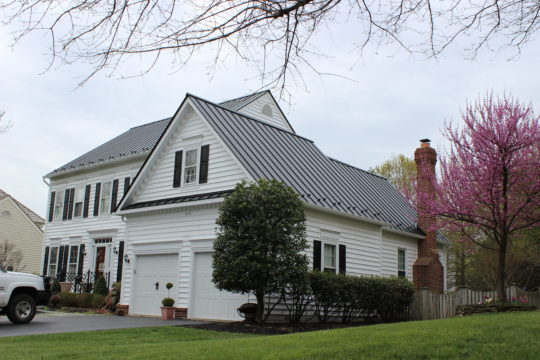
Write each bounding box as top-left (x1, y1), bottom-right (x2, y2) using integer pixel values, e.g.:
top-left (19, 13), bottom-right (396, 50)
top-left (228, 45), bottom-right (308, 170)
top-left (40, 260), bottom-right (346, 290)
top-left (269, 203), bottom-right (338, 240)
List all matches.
top-left (183, 148), bottom-right (200, 185)
top-left (67, 245), bottom-right (79, 274)
top-left (73, 187), bottom-right (85, 218)
top-left (48, 246), bottom-right (59, 276)
top-left (53, 191), bottom-right (64, 221)
top-left (398, 248), bottom-right (406, 278)
top-left (323, 243), bottom-right (337, 273)
top-left (100, 181), bottom-right (112, 215)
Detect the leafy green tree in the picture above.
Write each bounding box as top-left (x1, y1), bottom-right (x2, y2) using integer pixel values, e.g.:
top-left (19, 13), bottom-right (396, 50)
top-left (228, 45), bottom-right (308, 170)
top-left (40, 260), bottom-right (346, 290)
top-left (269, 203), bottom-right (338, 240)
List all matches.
top-left (370, 154), bottom-right (416, 205)
top-left (213, 179), bottom-right (308, 323)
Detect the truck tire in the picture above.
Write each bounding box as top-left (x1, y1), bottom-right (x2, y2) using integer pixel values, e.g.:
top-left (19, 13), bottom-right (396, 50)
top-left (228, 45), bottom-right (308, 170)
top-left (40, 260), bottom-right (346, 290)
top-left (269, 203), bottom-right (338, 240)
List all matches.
top-left (6, 294), bottom-right (37, 324)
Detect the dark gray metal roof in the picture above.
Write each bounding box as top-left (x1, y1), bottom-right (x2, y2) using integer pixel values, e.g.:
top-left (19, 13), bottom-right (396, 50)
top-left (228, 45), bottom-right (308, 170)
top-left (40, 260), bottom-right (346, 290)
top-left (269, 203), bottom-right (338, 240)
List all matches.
top-left (188, 95), bottom-right (423, 236)
top-left (123, 190), bottom-right (232, 210)
top-left (218, 91), bottom-right (268, 111)
top-left (47, 118), bottom-right (171, 177)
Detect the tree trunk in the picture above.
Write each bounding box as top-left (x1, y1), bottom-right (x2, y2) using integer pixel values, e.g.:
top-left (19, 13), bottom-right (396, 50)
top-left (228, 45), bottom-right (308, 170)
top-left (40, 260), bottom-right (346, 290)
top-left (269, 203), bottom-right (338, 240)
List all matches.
top-left (497, 242), bottom-right (507, 302)
top-left (255, 290), bottom-right (265, 324)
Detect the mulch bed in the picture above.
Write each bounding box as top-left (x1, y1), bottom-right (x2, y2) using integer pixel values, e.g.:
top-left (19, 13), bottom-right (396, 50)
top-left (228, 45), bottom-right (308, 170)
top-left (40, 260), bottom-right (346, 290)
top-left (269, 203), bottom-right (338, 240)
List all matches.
top-left (183, 321), bottom-right (377, 335)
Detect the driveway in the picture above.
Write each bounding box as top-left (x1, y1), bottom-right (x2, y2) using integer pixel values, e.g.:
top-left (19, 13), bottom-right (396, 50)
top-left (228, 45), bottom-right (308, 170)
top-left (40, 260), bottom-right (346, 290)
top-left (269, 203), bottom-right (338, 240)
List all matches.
top-left (0, 311), bottom-right (204, 337)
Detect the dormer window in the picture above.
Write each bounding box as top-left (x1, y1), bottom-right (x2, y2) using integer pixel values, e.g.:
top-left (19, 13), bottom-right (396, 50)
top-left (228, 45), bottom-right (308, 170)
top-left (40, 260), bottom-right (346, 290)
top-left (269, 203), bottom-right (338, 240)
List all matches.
top-left (262, 104), bottom-right (273, 117)
top-left (184, 149), bottom-right (199, 184)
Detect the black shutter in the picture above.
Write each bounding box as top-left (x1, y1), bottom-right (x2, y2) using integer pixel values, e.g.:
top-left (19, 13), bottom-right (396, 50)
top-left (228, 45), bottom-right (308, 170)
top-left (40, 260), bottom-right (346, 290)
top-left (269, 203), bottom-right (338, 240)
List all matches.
top-left (62, 189), bottom-right (70, 220)
top-left (62, 245), bottom-right (69, 280)
top-left (83, 185), bottom-right (91, 218)
top-left (199, 145), bottom-right (210, 184)
top-left (57, 246), bottom-right (65, 279)
top-left (173, 151), bottom-right (183, 188)
top-left (339, 244), bottom-right (346, 275)
top-left (67, 188), bottom-right (75, 220)
top-left (93, 182), bottom-right (101, 216)
top-left (42, 246), bottom-right (50, 275)
top-left (116, 241), bottom-right (125, 283)
top-left (48, 192), bottom-right (56, 222)
top-left (123, 177), bottom-right (130, 195)
top-left (111, 179), bottom-right (119, 212)
top-left (313, 240), bottom-right (322, 271)
top-left (77, 244), bottom-right (85, 276)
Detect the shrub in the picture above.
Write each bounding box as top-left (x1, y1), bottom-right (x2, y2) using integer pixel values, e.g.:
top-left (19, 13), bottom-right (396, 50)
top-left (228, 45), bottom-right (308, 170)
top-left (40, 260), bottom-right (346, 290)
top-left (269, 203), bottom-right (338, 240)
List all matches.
top-left (309, 271), bottom-right (341, 323)
top-left (93, 275), bottom-right (109, 296)
top-left (78, 293), bottom-right (95, 308)
top-left (58, 292), bottom-right (78, 307)
top-left (162, 297), bottom-right (175, 307)
top-left (48, 294), bottom-right (60, 308)
top-left (91, 295), bottom-right (106, 309)
top-left (50, 277), bottom-right (61, 294)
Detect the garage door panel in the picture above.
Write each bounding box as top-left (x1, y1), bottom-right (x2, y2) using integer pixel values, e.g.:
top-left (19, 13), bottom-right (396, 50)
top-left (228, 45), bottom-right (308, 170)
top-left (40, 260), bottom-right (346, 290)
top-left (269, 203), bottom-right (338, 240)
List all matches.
top-left (191, 252), bottom-right (247, 320)
top-left (133, 254), bottom-right (178, 316)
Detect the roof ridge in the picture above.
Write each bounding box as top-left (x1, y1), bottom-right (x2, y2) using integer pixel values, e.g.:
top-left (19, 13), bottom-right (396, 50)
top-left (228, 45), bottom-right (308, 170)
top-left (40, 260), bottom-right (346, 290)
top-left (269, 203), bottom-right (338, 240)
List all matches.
top-left (327, 157), bottom-right (389, 180)
top-left (129, 117), bottom-right (171, 130)
top-left (187, 93), bottom-right (313, 143)
top-left (0, 188), bottom-right (45, 223)
top-left (219, 90), bottom-right (269, 105)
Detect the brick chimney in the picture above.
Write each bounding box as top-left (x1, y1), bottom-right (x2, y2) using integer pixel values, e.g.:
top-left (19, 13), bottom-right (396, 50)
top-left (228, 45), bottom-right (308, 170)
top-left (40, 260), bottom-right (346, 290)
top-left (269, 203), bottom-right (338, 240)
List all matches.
top-left (412, 139), bottom-right (444, 293)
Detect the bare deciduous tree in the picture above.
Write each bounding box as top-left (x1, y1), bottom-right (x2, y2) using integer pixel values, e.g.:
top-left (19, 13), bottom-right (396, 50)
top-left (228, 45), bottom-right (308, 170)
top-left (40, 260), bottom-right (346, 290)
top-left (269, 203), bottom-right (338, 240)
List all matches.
top-left (0, 240), bottom-right (24, 271)
top-left (1, 1), bottom-right (539, 91)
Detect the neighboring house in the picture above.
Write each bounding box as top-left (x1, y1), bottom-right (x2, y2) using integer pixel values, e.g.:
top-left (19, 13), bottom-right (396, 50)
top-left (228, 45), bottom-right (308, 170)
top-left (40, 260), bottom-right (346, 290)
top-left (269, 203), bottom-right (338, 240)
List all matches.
top-left (0, 189), bottom-right (45, 273)
top-left (41, 90), bottom-right (449, 320)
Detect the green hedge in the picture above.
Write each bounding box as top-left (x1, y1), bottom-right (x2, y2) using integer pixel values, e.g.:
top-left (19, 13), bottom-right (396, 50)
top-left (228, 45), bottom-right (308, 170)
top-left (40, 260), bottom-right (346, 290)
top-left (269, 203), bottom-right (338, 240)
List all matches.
top-left (50, 292), bottom-right (106, 309)
top-left (309, 272), bottom-right (414, 323)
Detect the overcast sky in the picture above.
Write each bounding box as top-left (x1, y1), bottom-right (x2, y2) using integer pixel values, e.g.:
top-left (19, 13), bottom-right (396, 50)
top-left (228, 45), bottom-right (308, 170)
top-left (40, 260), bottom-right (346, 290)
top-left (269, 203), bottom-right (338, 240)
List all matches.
top-left (1, 17), bottom-right (539, 218)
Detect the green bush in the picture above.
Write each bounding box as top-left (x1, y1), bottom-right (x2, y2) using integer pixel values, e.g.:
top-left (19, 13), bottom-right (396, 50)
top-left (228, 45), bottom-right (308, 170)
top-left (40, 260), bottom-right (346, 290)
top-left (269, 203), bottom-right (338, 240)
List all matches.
top-left (308, 272), bottom-right (415, 323)
top-left (162, 297), bottom-right (175, 307)
top-left (48, 294), bottom-right (60, 308)
top-left (78, 293), bottom-right (95, 308)
top-left (54, 292), bottom-right (107, 309)
top-left (93, 276), bottom-right (109, 296)
top-left (58, 292), bottom-right (79, 307)
top-left (50, 277), bottom-right (61, 294)
top-left (91, 294), bottom-right (106, 309)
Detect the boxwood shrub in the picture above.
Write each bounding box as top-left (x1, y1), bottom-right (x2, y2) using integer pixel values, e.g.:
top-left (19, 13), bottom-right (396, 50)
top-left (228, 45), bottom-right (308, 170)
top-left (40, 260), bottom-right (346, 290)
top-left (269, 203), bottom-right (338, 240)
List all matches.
top-left (308, 272), bottom-right (414, 323)
top-left (52, 292), bottom-right (106, 310)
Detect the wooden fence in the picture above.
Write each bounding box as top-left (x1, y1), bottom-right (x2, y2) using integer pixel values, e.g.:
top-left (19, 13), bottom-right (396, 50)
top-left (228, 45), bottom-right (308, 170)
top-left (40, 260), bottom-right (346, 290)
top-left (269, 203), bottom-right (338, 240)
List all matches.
top-left (409, 286), bottom-right (540, 320)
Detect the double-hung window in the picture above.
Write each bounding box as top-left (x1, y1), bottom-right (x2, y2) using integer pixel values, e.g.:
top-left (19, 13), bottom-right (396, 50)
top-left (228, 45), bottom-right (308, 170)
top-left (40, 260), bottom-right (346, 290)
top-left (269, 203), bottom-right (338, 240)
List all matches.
top-left (73, 188), bottom-right (84, 218)
top-left (398, 249), bottom-right (406, 278)
top-left (48, 247), bottom-right (59, 276)
top-left (53, 192), bottom-right (64, 221)
top-left (184, 149), bottom-right (198, 184)
top-left (100, 182), bottom-right (112, 214)
top-left (323, 243), bottom-right (336, 273)
top-left (68, 246), bottom-right (79, 274)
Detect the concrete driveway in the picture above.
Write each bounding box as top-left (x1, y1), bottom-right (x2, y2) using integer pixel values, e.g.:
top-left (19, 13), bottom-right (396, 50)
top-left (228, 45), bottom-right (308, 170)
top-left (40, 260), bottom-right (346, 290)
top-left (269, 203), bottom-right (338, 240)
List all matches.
top-left (0, 311), bottom-right (203, 337)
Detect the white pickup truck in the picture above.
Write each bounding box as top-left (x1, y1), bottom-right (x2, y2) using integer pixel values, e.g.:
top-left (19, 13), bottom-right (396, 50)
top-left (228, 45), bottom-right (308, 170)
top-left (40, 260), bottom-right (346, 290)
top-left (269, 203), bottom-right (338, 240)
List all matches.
top-left (0, 266), bottom-right (51, 324)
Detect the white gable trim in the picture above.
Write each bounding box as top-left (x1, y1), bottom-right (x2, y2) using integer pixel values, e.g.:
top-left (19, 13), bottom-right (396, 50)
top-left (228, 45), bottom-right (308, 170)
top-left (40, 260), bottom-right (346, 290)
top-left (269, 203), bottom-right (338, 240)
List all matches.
top-left (117, 96), bottom-right (252, 211)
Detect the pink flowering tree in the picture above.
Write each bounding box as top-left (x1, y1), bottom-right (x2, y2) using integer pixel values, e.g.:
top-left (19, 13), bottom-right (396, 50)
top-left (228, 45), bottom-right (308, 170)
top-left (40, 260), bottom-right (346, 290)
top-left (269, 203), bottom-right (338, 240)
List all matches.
top-left (433, 94), bottom-right (540, 301)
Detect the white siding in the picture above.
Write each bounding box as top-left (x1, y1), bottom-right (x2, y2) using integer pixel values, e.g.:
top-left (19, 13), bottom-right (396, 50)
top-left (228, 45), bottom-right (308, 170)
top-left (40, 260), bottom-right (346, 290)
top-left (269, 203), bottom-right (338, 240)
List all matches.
top-left (381, 230), bottom-right (418, 282)
top-left (0, 198), bottom-right (43, 274)
top-left (237, 93), bottom-right (293, 131)
top-left (42, 161), bottom-right (142, 282)
top-left (130, 109), bottom-right (250, 204)
top-left (121, 204), bottom-right (220, 311)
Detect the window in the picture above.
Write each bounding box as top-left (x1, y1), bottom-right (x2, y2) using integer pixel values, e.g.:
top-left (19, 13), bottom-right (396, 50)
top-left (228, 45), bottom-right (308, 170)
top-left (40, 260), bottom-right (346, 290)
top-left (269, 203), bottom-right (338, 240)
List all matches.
top-left (398, 249), bottom-right (406, 278)
top-left (184, 149), bottom-right (198, 184)
top-left (53, 191), bottom-right (64, 221)
top-left (324, 244), bottom-right (336, 273)
top-left (262, 104), bottom-right (273, 116)
top-left (99, 182), bottom-right (112, 214)
top-left (48, 247), bottom-right (58, 276)
top-left (68, 246), bottom-right (79, 274)
top-left (73, 188), bottom-right (84, 218)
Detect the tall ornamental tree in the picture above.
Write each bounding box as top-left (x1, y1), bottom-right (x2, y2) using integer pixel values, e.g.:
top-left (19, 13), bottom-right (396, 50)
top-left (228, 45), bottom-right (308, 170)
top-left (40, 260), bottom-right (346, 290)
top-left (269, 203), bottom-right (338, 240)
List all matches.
top-left (434, 94), bottom-right (540, 301)
top-left (213, 179), bottom-right (308, 323)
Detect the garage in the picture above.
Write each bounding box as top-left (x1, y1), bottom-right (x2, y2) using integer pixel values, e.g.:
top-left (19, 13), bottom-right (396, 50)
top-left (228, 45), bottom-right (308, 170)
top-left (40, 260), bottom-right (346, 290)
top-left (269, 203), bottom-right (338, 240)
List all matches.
top-left (132, 253), bottom-right (178, 316)
top-left (190, 252), bottom-right (248, 320)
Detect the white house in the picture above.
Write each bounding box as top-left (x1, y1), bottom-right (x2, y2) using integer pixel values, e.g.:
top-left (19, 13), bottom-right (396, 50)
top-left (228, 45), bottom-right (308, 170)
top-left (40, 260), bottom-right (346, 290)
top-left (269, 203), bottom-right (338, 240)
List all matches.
top-left (42, 91), bottom-right (448, 320)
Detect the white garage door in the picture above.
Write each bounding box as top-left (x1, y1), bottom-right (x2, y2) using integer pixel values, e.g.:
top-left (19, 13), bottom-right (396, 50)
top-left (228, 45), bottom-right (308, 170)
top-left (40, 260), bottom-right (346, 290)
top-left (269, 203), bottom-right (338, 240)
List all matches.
top-left (191, 252), bottom-right (248, 320)
top-left (132, 253), bottom-right (178, 316)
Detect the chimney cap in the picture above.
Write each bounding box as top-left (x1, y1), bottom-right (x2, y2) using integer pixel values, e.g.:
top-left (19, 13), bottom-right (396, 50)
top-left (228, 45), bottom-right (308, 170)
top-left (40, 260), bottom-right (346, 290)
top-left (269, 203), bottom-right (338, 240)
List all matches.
top-left (420, 138), bottom-right (431, 143)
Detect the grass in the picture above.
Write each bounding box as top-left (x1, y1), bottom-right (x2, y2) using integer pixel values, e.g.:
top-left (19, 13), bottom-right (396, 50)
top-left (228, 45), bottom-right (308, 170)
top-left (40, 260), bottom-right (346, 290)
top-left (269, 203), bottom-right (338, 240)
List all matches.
top-left (1, 311), bottom-right (539, 360)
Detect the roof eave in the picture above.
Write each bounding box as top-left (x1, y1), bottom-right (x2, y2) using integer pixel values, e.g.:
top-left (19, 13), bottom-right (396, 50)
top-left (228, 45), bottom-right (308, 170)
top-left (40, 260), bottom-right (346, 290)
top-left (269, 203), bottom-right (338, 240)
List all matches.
top-left (304, 202), bottom-right (391, 228)
top-left (117, 197), bottom-right (223, 215)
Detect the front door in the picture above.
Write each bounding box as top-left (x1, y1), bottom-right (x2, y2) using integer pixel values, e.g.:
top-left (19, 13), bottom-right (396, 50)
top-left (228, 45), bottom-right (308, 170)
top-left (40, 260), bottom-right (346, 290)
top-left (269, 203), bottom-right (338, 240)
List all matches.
top-left (95, 246), bottom-right (106, 278)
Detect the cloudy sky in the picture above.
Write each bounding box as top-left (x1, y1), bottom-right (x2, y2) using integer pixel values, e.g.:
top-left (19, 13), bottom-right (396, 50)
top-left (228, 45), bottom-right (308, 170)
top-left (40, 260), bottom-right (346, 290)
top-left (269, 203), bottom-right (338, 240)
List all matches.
top-left (1, 13), bottom-right (539, 218)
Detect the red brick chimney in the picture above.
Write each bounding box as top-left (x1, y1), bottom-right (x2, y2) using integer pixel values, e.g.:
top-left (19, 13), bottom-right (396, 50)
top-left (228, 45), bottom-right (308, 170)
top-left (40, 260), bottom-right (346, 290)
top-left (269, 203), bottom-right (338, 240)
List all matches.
top-left (412, 139), bottom-right (444, 293)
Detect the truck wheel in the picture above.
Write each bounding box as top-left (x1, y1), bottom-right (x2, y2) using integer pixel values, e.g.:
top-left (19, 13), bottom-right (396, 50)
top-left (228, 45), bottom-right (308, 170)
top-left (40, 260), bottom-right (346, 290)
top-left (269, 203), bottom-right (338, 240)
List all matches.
top-left (6, 294), bottom-right (37, 324)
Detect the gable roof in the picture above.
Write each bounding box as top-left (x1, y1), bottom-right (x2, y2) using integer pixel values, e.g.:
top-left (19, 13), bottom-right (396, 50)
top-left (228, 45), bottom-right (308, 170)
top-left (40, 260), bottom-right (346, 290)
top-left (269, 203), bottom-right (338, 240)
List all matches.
top-left (219, 91), bottom-right (268, 111)
top-left (0, 189), bottom-right (45, 225)
top-left (46, 118), bottom-right (171, 178)
top-left (186, 95), bottom-right (421, 236)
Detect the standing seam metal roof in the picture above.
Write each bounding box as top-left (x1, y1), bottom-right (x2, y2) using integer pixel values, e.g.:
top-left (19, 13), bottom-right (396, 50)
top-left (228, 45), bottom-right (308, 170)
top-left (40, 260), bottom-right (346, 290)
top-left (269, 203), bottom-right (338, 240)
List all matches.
top-left (187, 95), bottom-right (421, 235)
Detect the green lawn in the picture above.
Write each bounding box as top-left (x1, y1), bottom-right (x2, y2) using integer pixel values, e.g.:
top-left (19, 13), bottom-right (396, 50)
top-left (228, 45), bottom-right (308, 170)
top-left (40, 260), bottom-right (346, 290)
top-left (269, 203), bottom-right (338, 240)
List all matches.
top-left (1, 311), bottom-right (539, 360)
